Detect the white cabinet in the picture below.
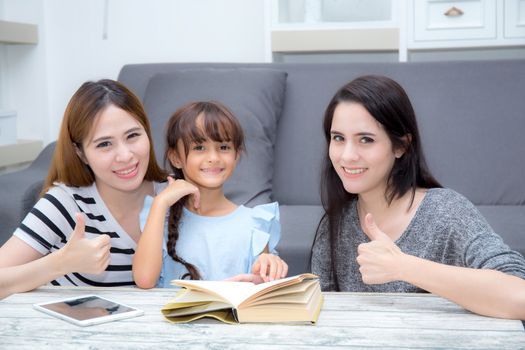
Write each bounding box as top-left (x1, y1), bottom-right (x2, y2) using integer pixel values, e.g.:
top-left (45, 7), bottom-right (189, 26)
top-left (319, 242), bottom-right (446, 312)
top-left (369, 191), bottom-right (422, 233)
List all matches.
top-left (274, 0), bottom-right (396, 25)
top-left (408, 0), bottom-right (525, 49)
top-left (266, 0), bottom-right (525, 61)
top-left (413, 0), bottom-right (496, 41)
top-left (268, 0), bottom-right (399, 54)
top-left (504, 0), bottom-right (525, 38)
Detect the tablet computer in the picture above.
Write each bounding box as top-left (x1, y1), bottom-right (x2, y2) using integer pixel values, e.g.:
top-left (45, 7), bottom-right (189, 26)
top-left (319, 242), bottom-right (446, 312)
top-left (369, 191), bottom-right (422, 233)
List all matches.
top-left (33, 295), bottom-right (144, 327)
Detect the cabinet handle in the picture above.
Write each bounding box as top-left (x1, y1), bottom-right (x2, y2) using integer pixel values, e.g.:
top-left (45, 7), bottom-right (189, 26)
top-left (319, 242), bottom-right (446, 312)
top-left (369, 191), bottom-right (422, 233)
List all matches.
top-left (444, 6), bottom-right (464, 17)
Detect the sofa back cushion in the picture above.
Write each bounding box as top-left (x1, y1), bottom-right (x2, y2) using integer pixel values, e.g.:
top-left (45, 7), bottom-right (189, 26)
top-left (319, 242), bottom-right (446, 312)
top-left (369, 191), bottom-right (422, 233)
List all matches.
top-left (142, 68), bottom-right (287, 206)
top-left (120, 60), bottom-right (525, 207)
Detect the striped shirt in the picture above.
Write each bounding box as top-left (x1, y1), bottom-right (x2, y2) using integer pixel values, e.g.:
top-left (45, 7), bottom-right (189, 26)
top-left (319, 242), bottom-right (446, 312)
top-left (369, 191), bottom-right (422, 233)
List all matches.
top-left (14, 182), bottom-right (162, 287)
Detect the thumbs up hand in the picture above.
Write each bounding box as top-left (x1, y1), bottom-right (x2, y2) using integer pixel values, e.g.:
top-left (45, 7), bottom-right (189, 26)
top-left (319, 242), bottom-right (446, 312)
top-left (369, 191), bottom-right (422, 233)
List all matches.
top-left (356, 213), bottom-right (404, 284)
top-left (58, 213), bottom-right (111, 275)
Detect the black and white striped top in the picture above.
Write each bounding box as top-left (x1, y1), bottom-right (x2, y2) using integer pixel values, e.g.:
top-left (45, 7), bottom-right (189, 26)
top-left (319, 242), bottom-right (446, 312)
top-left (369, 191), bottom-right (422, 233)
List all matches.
top-left (14, 182), bottom-right (162, 287)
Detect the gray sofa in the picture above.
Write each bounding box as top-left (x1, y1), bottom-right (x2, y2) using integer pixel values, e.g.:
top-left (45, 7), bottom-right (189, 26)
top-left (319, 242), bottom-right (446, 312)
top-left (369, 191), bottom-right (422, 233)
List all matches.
top-left (1, 60), bottom-right (524, 277)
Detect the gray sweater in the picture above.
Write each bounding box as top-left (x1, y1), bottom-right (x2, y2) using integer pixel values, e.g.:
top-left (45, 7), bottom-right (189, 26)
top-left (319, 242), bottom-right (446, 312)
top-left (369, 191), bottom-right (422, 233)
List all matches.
top-left (311, 188), bottom-right (525, 292)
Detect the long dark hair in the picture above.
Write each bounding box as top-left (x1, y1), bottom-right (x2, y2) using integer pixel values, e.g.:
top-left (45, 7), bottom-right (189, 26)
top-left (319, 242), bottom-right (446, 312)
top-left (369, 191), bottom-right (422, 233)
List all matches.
top-left (164, 101), bottom-right (245, 280)
top-left (313, 75), bottom-right (441, 290)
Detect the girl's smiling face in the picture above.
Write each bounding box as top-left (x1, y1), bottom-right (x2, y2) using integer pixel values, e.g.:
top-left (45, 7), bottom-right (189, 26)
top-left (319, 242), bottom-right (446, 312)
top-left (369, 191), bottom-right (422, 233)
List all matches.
top-left (329, 102), bottom-right (404, 199)
top-left (169, 116), bottom-right (239, 191)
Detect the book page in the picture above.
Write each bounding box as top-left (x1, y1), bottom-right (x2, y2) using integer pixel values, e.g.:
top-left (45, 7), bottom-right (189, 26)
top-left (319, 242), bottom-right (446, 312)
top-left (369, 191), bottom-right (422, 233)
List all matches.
top-left (164, 289), bottom-right (227, 304)
top-left (172, 274), bottom-right (318, 308)
top-left (172, 280), bottom-right (256, 307)
top-left (243, 279), bottom-right (318, 306)
top-left (239, 273), bottom-right (317, 307)
top-left (163, 301), bottom-right (232, 317)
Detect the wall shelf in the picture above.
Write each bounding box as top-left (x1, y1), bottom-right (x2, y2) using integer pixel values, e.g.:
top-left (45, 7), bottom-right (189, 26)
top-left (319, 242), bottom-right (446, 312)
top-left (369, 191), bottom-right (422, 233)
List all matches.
top-left (272, 28), bottom-right (399, 52)
top-left (0, 20), bottom-right (38, 44)
top-left (0, 139), bottom-right (43, 168)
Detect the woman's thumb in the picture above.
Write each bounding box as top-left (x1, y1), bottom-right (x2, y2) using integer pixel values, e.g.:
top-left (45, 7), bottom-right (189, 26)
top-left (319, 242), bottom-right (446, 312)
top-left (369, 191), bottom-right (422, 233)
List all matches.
top-left (71, 213), bottom-right (86, 240)
top-left (364, 213), bottom-right (391, 242)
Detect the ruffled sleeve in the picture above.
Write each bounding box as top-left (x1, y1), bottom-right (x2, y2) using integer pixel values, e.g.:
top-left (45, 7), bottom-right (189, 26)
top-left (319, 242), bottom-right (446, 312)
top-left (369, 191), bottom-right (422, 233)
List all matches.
top-left (249, 202), bottom-right (281, 261)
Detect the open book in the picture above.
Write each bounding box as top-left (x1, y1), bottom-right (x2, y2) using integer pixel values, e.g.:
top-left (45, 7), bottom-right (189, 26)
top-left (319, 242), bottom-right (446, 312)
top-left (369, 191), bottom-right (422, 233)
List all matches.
top-left (161, 273), bottom-right (323, 324)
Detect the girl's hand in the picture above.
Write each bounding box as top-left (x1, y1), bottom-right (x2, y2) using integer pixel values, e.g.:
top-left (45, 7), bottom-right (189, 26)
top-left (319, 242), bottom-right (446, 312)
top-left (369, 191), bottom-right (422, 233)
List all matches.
top-left (157, 176), bottom-right (200, 209)
top-left (356, 213), bottom-right (405, 284)
top-left (224, 273), bottom-right (265, 284)
top-left (251, 253), bottom-right (288, 283)
top-left (57, 213), bottom-right (111, 275)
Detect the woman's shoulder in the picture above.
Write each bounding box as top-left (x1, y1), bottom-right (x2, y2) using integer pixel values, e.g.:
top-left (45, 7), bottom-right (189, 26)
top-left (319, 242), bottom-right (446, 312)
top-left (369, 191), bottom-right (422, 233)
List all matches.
top-left (423, 188), bottom-right (475, 210)
top-left (417, 188), bottom-right (485, 232)
top-left (41, 183), bottom-right (110, 220)
top-left (45, 182), bottom-right (96, 201)
top-left (317, 199), bottom-right (357, 225)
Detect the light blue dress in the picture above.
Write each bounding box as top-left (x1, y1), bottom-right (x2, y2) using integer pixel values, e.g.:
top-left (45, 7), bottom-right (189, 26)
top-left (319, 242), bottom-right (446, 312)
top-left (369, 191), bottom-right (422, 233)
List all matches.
top-left (139, 197), bottom-right (280, 288)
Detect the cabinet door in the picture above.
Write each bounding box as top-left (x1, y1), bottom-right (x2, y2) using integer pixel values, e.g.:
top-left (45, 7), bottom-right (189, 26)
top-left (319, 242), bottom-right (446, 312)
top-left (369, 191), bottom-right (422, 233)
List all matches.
top-left (414, 0), bottom-right (496, 41)
top-left (504, 0), bottom-right (525, 38)
top-left (275, 0), bottom-right (395, 25)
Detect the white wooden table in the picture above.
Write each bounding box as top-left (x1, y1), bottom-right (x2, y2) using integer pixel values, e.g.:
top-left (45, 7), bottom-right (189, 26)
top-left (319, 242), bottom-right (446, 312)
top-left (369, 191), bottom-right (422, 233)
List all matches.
top-left (1, 286), bottom-right (524, 349)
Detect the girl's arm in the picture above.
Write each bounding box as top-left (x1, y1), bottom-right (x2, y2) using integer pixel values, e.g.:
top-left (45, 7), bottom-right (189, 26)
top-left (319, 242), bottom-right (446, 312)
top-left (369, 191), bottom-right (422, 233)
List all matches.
top-left (0, 213), bottom-right (110, 299)
top-left (133, 177), bottom-right (199, 289)
top-left (358, 214), bottom-right (525, 319)
top-left (132, 196), bottom-right (170, 288)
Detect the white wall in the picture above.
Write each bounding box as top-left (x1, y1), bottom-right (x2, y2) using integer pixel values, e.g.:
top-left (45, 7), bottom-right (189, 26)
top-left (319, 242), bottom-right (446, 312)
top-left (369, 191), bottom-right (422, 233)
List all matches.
top-left (1, 0), bottom-right (48, 143)
top-left (2, 0), bottom-right (267, 145)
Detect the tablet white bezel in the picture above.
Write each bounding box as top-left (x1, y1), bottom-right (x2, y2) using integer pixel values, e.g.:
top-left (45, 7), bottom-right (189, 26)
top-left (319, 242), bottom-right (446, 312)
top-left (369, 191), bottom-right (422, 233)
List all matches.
top-left (33, 294), bottom-right (144, 327)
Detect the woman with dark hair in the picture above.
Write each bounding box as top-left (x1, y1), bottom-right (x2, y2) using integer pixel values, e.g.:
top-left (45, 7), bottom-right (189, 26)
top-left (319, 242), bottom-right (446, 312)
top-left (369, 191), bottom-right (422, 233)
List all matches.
top-left (0, 79), bottom-right (166, 294)
top-left (311, 75), bottom-right (525, 319)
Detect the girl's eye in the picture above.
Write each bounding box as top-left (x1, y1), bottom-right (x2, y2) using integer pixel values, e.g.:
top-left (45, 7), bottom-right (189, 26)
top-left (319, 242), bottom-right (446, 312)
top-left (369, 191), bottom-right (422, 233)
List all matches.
top-left (96, 141), bottom-right (111, 148)
top-left (360, 136), bottom-right (374, 144)
top-left (219, 144), bottom-right (232, 151)
top-left (192, 145), bottom-right (204, 151)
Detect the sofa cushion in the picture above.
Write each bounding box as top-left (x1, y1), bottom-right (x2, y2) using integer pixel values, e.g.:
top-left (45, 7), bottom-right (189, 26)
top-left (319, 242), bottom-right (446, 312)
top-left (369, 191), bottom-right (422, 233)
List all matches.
top-left (477, 205), bottom-right (525, 257)
top-left (276, 205), bottom-right (325, 276)
top-left (142, 68), bottom-right (287, 206)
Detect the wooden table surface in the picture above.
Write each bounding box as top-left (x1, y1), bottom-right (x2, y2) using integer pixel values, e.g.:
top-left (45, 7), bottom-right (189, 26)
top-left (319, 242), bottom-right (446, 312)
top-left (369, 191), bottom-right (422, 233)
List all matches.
top-left (1, 286), bottom-right (524, 349)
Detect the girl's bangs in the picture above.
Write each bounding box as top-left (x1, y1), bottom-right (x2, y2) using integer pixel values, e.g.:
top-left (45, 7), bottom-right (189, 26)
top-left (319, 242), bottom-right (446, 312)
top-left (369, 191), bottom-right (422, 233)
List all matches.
top-left (180, 110), bottom-right (241, 154)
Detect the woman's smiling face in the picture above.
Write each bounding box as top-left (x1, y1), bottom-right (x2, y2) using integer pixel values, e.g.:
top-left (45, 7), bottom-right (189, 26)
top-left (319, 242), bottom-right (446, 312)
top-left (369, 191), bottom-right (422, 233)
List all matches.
top-left (329, 102), bottom-right (404, 198)
top-left (79, 104), bottom-right (151, 196)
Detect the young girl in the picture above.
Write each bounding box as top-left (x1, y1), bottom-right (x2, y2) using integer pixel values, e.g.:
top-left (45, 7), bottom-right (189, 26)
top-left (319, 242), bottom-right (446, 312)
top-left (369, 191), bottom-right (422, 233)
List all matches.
top-left (0, 79), bottom-right (166, 289)
top-left (311, 75), bottom-right (525, 319)
top-left (133, 101), bottom-right (288, 288)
